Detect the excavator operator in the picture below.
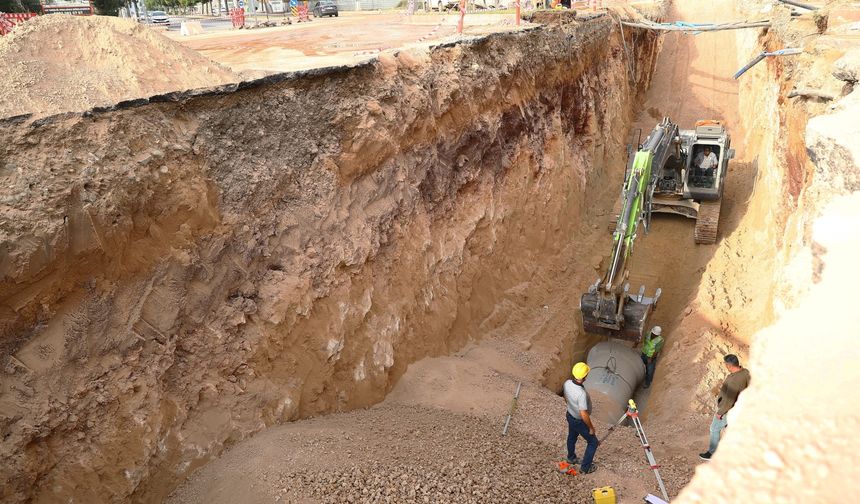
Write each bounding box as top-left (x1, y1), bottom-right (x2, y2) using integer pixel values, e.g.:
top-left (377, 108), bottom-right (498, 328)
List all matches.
top-left (694, 146), bottom-right (718, 177)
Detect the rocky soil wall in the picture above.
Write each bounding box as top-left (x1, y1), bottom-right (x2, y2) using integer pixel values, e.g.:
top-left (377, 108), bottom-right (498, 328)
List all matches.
top-left (0, 14), bottom-right (661, 503)
top-left (675, 5), bottom-right (860, 501)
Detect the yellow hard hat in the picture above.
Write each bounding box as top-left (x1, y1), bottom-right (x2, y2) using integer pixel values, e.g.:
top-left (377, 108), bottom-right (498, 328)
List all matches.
top-left (572, 362), bottom-right (590, 380)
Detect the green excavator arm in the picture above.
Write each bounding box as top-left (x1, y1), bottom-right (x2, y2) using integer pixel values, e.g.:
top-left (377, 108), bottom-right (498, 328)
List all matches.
top-left (579, 118), bottom-right (678, 340)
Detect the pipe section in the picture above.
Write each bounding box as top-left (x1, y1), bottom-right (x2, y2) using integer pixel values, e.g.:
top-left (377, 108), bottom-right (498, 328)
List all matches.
top-left (584, 340), bottom-right (646, 423)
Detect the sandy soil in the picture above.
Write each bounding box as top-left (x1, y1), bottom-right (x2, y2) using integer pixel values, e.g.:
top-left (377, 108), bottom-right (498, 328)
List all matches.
top-left (0, 15), bottom-right (239, 118)
top-left (0, 11), bottom-right (664, 503)
top-left (168, 340), bottom-right (694, 504)
top-left (173, 13), bottom-right (532, 73)
top-left (170, 1), bottom-right (845, 502)
top-left (4, 0), bottom-right (858, 502)
top-left (171, 2), bottom-right (759, 501)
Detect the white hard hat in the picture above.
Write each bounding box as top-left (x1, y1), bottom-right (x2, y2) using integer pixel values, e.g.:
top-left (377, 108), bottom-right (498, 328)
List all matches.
top-left (652, 326), bottom-right (662, 336)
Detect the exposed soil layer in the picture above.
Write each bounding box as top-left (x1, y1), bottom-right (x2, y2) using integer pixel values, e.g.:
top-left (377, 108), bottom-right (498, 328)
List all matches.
top-left (173, 1), bottom-right (860, 503)
top-left (0, 11), bottom-right (661, 503)
top-left (4, 0), bottom-right (860, 502)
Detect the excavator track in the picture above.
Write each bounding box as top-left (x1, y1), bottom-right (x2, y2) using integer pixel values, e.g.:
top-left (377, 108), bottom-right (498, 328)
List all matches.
top-left (694, 200), bottom-right (721, 244)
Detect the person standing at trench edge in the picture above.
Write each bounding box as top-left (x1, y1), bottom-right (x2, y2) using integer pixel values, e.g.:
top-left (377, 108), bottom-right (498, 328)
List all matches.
top-left (640, 325), bottom-right (664, 389)
top-left (562, 362), bottom-right (599, 474)
top-left (699, 354), bottom-right (751, 460)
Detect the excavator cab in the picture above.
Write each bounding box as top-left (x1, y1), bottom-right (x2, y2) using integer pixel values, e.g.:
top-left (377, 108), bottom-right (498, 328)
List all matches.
top-left (688, 144), bottom-right (721, 188)
top-left (682, 121), bottom-right (733, 201)
top-left (651, 120), bottom-right (734, 243)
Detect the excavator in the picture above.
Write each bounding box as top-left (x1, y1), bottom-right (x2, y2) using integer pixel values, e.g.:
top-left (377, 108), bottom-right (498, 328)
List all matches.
top-left (580, 117), bottom-right (734, 340)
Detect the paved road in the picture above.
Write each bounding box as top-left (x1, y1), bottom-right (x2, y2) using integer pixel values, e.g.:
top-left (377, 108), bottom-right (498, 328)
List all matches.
top-left (162, 14), bottom-right (300, 32)
top-left (164, 16), bottom-right (238, 32)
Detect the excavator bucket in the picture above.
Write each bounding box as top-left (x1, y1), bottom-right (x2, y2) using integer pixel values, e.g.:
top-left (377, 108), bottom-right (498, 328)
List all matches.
top-left (579, 285), bottom-right (661, 341)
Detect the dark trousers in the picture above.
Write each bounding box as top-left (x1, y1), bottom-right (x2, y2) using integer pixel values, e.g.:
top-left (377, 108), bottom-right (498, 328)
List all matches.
top-left (565, 412), bottom-right (598, 471)
top-left (641, 353), bottom-right (656, 386)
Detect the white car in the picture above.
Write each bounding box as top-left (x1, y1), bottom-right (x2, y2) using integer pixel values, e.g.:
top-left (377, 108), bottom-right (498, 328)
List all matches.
top-left (268, 0), bottom-right (285, 13)
top-left (148, 11), bottom-right (171, 26)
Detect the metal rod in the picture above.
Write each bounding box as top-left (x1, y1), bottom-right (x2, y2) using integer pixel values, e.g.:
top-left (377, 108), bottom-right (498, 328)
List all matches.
top-left (734, 48), bottom-right (802, 79)
top-left (501, 381), bottom-right (522, 436)
top-left (621, 20), bottom-right (770, 32)
top-left (778, 0), bottom-right (817, 10)
top-left (598, 410), bottom-right (629, 443)
top-left (787, 88), bottom-right (836, 100)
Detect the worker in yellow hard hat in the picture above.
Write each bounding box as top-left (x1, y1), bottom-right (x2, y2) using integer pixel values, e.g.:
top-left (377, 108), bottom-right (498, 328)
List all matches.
top-left (562, 362), bottom-right (599, 474)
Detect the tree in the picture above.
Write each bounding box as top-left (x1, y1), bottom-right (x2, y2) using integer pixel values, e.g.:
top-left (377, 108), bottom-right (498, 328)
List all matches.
top-left (93, 0), bottom-right (123, 15)
top-left (0, 0), bottom-right (40, 13)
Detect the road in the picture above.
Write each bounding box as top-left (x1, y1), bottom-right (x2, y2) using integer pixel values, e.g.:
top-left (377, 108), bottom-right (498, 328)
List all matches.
top-left (166, 16), bottom-right (236, 32)
top-left (168, 12), bottom-right (530, 73)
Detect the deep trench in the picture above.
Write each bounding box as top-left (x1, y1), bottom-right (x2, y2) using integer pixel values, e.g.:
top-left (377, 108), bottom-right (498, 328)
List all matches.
top-left (0, 3), bottom-right (822, 503)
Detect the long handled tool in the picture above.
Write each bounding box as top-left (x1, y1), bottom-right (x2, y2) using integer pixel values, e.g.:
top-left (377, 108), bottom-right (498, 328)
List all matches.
top-left (600, 400), bottom-right (670, 502)
top-left (599, 406), bottom-right (632, 443)
top-left (501, 382), bottom-right (522, 436)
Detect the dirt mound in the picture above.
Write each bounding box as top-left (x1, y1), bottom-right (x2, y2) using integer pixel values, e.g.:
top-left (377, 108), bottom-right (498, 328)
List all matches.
top-left (168, 404), bottom-right (592, 504)
top-left (0, 15), bottom-right (239, 118)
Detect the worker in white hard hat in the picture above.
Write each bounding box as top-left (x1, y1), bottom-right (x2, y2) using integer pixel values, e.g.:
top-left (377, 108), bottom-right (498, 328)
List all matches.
top-left (561, 362), bottom-right (599, 474)
top-left (640, 326), bottom-right (665, 389)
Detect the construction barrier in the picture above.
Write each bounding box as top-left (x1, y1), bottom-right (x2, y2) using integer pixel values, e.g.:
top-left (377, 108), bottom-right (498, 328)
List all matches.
top-left (180, 20), bottom-right (204, 36)
top-left (230, 7), bottom-right (245, 27)
top-left (0, 12), bottom-right (37, 35)
top-left (457, 0), bottom-right (466, 34)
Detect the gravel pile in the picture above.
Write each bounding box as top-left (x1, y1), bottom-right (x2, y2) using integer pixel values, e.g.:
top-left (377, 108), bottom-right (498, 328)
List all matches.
top-left (169, 404), bottom-right (599, 504)
top-left (170, 379), bottom-right (699, 504)
top-left (271, 405), bottom-right (591, 504)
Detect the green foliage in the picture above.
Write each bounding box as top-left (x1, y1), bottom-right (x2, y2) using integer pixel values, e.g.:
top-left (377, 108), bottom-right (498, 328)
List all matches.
top-left (145, 0), bottom-right (207, 11)
top-left (0, 0), bottom-right (41, 13)
top-left (92, 0), bottom-right (122, 15)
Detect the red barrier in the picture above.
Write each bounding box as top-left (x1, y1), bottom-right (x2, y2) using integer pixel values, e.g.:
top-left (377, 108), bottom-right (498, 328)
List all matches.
top-left (296, 4), bottom-right (309, 21)
top-left (0, 12), bottom-right (37, 35)
top-left (230, 7), bottom-right (245, 28)
top-left (457, 0), bottom-right (465, 34)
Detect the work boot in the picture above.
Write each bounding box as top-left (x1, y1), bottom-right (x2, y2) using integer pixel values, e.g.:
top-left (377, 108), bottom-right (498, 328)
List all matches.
top-left (698, 451), bottom-right (712, 461)
top-left (580, 463), bottom-right (598, 474)
top-left (566, 456), bottom-right (580, 465)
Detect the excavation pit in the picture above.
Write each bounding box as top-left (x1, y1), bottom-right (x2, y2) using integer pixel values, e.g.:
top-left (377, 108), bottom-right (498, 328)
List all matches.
top-left (1, 1), bottom-right (859, 503)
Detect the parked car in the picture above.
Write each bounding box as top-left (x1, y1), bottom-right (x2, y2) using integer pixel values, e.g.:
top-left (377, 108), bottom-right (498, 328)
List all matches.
top-left (148, 11), bottom-right (171, 26)
top-left (268, 0), bottom-right (286, 12)
top-left (433, 0), bottom-right (458, 10)
top-left (473, 0), bottom-right (509, 8)
top-left (311, 0), bottom-right (338, 17)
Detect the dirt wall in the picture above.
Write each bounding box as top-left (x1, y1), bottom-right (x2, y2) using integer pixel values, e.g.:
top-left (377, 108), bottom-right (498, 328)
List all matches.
top-left (637, 1), bottom-right (818, 428)
top-left (0, 16), bottom-right (661, 503)
top-left (633, 1), bottom-right (860, 501)
top-left (673, 4), bottom-right (860, 501)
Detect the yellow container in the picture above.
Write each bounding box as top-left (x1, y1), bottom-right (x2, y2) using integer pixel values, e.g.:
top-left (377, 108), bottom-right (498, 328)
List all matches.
top-left (592, 486), bottom-right (617, 504)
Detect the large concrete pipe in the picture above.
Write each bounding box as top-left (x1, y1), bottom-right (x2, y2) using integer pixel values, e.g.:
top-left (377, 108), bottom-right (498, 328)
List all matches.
top-left (584, 340), bottom-right (646, 423)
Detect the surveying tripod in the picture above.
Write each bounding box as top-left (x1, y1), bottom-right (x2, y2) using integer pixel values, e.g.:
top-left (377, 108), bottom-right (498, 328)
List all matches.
top-left (600, 399), bottom-right (670, 502)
